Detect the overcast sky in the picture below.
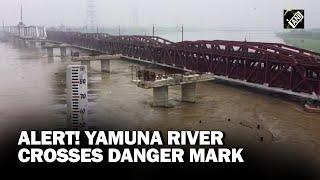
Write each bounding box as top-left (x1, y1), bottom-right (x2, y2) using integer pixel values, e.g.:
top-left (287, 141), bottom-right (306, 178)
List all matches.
top-left (0, 0), bottom-right (319, 29)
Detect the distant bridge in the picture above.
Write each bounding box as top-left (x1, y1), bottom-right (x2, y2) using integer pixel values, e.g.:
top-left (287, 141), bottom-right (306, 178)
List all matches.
top-left (2, 24), bottom-right (47, 40)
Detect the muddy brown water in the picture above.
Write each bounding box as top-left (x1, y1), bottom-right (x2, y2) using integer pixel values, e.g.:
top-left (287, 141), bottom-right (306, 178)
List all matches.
top-left (0, 42), bottom-right (319, 167)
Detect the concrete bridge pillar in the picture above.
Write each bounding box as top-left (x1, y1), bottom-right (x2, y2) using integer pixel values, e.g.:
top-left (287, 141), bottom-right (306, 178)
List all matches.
top-left (181, 83), bottom-right (196, 103)
top-left (47, 47), bottom-right (54, 57)
top-left (48, 57), bottom-right (54, 64)
top-left (40, 42), bottom-right (46, 48)
top-left (19, 39), bottom-right (26, 48)
top-left (13, 38), bottom-right (19, 46)
top-left (81, 61), bottom-right (91, 69)
top-left (101, 59), bottom-right (110, 73)
top-left (153, 86), bottom-right (169, 107)
top-left (29, 41), bottom-right (36, 48)
top-left (60, 47), bottom-right (67, 57)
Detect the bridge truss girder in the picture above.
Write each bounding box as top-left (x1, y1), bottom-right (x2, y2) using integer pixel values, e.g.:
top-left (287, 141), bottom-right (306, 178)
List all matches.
top-left (47, 31), bottom-right (320, 97)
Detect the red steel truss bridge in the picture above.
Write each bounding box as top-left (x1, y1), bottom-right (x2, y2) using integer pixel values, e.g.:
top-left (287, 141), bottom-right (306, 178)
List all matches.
top-left (46, 31), bottom-right (320, 99)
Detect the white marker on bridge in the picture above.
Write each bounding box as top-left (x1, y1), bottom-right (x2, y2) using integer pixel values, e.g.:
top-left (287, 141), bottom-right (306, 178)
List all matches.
top-left (66, 65), bottom-right (88, 129)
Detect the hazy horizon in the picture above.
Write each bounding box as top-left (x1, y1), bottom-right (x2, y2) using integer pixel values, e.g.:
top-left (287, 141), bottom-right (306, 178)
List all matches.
top-left (0, 0), bottom-right (319, 30)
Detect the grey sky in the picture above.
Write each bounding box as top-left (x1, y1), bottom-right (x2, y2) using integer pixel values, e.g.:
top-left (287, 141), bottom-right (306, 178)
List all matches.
top-left (0, 0), bottom-right (319, 29)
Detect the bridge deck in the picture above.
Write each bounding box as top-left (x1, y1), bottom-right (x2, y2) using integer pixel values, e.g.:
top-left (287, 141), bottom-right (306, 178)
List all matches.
top-left (133, 73), bottom-right (215, 89)
top-left (3, 29), bottom-right (320, 100)
top-left (72, 55), bottom-right (121, 61)
top-left (45, 31), bottom-right (320, 100)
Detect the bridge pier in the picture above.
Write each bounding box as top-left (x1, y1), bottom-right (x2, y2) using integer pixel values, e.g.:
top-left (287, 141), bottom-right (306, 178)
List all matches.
top-left (181, 83), bottom-right (196, 103)
top-left (153, 86), bottom-right (169, 107)
top-left (29, 41), bottom-right (36, 48)
top-left (81, 61), bottom-right (91, 69)
top-left (47, 47), bottom-right (54, 57)
top-left (60, 47), bottom-right (67, 57)
top-left (71, 55), bottom-right (120, 73)
top-left (101, 59), bottom-right (110, 73)
top-left (48, 57), bottom-right (54, 64)
top-left (18, 39), bottom-right (26, 48)
top-left (133, 72), bottom-right (215, 108)
top-left (40, 42), bottom-right (46, 48)
top-left (12, 38), bottom-right (19, 46)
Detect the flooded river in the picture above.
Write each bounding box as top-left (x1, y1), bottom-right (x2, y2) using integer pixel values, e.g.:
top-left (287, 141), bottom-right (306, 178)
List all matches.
top-left (0, 41), bottom-right (320, 168)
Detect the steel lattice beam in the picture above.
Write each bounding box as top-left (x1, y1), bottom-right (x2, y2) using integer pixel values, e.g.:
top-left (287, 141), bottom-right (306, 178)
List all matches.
top-left (46, 31), bottom-right (320, 98)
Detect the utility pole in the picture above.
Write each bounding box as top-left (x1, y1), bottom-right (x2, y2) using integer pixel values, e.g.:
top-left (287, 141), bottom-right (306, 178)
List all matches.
top-left (20, 5), bottom-right (23, 23)
top-left (152, 24), bottom-right (155, 37)
top-left (181, 24), bottom-right (184, 42)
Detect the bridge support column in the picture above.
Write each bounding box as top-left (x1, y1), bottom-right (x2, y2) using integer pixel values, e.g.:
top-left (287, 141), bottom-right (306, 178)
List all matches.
top-left (47, 47), bottom-right (54, 57)
top-left (81, 61), bottom-right (91, 69)
top-left (19, 39), bottom-right (26, 48)
top-left (48, 57), bottom-right (54, 63)
top-left (60, 47), bottom-right (67, 57)
top-left (101, 59), bottom-right (110, 73)
top-left (29, 41), bottom-right (36, 48)
top-left (181, 83), bottom-right (196, 103)
top-left (12, 38), bottom-right (19, 46)
top-left (40, 42), bottom-right (46, 48)
top-left (153, 86), bottom-right (169, 107)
